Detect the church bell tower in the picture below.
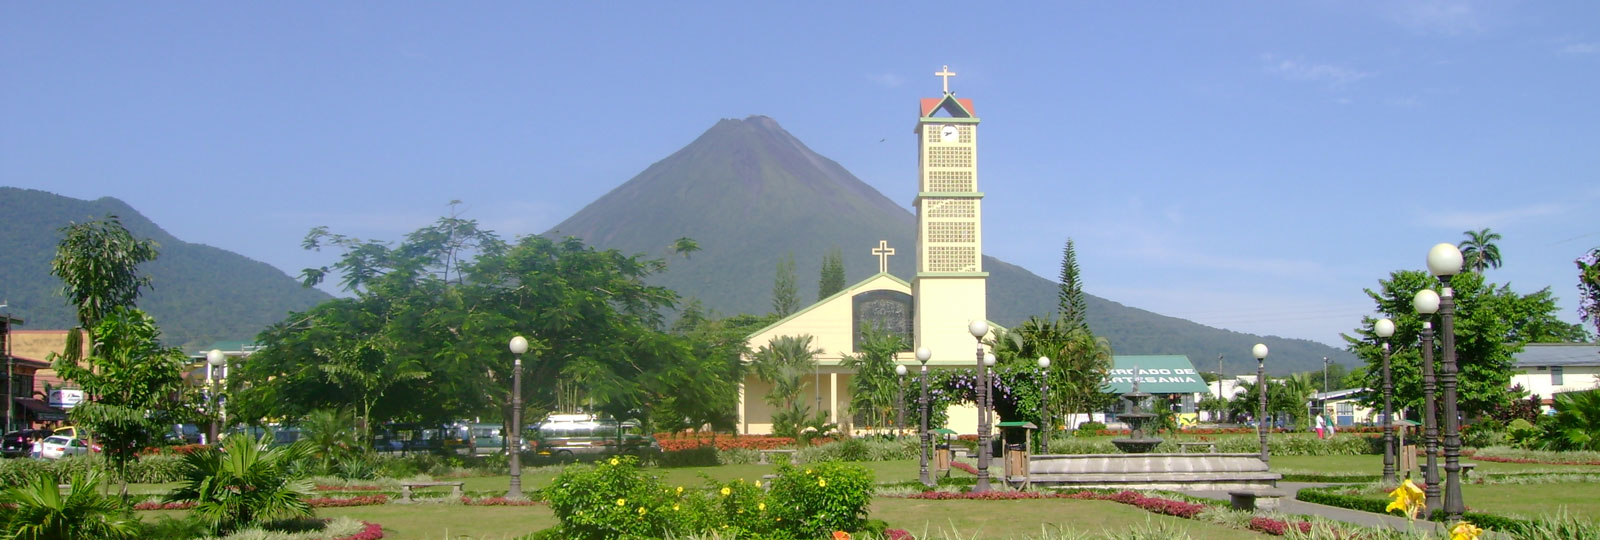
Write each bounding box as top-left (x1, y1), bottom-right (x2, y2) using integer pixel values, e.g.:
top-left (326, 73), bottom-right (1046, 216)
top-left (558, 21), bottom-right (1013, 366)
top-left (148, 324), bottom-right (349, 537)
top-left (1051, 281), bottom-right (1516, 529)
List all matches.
top-left (913, 66), bottom-right (988, 363)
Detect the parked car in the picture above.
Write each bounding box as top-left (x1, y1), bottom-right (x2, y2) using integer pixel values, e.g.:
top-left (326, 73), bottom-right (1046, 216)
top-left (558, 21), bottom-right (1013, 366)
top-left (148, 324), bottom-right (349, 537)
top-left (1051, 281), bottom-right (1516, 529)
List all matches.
top-left (531, 414), bottom-right (660, 463)
top-left (39, 436), bottom-right (99, 459)
top-left (2, 429), bottom-right (52, 458)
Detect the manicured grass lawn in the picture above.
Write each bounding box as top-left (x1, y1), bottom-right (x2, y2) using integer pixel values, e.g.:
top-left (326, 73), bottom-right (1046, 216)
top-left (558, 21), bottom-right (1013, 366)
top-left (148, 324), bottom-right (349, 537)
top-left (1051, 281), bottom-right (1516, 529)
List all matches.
top-left (1459, 482), bottom-right (1600, 520)
top-left (320, 504), bottom-right (557, 540)
top-left (869, 497), bottom-right (1269, 539)
top-left (1269, 454), bottom-right (1600, 476)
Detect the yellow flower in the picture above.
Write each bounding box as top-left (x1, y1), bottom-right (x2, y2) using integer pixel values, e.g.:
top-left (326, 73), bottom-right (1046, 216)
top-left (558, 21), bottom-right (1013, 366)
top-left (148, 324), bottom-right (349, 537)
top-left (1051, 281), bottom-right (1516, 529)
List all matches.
top-left (754, 480), bottom-right (762, 488)
top-left (806, 468), bottom-right (813, 474)
top-left (758, 502), bottom-right (766, 511)
top-left (818, 478), bottom-right (827, 487)
top-left (673, 504), bottom-right (680, 511)
top-left (638, 506), bottom-right (647, 515)
top-left (1385, 479), bottom-right (1426, 521)
top-left (720, 486), bottom-right (732, 496)
top-left (616, 498), bottom-right (627, 506)
top-left (609, 457), bottom-right (619, 466)
top-left (676, 486), bottom-right (684, 494)
top-left (1450, 521), bottom-right (1483, 540)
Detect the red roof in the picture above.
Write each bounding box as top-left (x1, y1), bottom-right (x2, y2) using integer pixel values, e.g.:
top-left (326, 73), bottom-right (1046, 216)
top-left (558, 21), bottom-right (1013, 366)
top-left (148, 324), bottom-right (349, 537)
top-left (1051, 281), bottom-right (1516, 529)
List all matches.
top-left (920, 96), bottom-right (976, 117)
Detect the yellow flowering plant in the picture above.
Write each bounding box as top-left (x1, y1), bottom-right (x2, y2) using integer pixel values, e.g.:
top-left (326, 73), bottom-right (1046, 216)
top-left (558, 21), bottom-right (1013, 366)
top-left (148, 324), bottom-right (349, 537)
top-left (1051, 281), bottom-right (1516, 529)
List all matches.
top-left (1385, 479), bottom-right (1426, 521)
top-left (1449, 521), bottom-right (1482, 540)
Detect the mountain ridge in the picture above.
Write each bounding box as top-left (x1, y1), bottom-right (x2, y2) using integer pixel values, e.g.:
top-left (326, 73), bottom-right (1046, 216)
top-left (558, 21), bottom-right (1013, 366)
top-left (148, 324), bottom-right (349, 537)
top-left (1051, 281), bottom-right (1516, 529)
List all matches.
top-left (545, 116), bottom-right (1355, 374)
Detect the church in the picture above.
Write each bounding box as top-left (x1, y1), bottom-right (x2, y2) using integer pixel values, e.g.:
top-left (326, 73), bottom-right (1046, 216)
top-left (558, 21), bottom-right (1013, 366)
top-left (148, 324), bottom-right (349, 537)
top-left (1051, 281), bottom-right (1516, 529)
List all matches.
top-left (737, 67), bottom-right (993, 435)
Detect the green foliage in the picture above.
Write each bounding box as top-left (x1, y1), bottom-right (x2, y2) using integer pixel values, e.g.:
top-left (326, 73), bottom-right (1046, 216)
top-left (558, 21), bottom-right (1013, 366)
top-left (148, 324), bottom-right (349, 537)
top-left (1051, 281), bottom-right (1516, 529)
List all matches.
top-left (1459, 227), bottom-right (1504, 273)
top-left (49, 307), bottom-right (192, 492)
top-left (293, 408), bottom-right (359, 475)
top-left (1058, 237), bottom-right (1087, 331)
top-left (660, 311), bottom-right (764, 433)
top-left (656, 446), bottom-right (721, 468)
top-left (990, 315), bottom-right (1115, 431)
top-left (1550, 389), bottom-right (1600, 451)
top-left (1346, 270), bottom-right (1585, 418)
top-left (165, 435), bottom-right (316, 535)
top-left (670, 237), bottom-right (701, 260)
top-left (0, 470), bottom-right (140, 540)
top-left (753, 335), bottom-right (822, 438)
top-left (48, 216), bottom-right (158, 329)
top-left (543, 456), bottom-right (689, 540)
top-left (818, 247), bottom-right (846, 300)
top-left (771, 253), bottom-right (799, 317)
top-left (766, 461), bottom-right (874, 539)
top-left (795, 438), bottom-right (917, 462)
top-left (842, 325), bottom-right (908, 430)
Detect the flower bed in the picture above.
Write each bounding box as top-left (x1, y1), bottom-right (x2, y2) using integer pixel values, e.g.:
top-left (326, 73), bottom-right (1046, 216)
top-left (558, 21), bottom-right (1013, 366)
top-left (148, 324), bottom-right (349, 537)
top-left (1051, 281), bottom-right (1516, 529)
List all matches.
top-left (460, 496), bottom-right (541, 506)
top-left (899, 489), bottom-right (1206, 519)
top-left (1470, 455), bottom-right (1600, 466)
top-left (1248, 516), bottom-right (1313, 535)
top-left (653, 434), bottom-right (797, 451)
top-left (136, 495), bottom-right (390, 511)
top-left (334, 521), bottom-right (384, 540)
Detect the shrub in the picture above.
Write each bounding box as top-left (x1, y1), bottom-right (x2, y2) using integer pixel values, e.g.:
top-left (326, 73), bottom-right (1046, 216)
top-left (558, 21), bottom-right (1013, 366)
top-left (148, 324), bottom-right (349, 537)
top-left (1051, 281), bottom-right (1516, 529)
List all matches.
top-left (0, 470), bottom-right (141, 540)
top-left (165, 434), bottom-right (317, 535)
top-left (1075, 422), bottom-right (1106, 436)
top-left (766, 461), bottom-right (875, 538)
top-left (542, 456), bottom-right (687, 540)
top-left (123, 453), bottom-right (188, 483)
top-left (797, 438), bottom-right (917, 463)
top-left (715, 448), bottom-right (761, 465)
top-left (656, 446), bottom-right (720, 468)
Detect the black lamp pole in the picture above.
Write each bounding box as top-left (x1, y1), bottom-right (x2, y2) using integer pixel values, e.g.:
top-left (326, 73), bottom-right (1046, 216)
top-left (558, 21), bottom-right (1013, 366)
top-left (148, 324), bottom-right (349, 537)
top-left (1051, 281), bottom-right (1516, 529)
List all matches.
top-left (1420, 316), bottom-right (1442, 514)
top-left (1253, 344), bottom-right (1269, 464)
top-left (917, 347), bottom-right (933, 487)
top-left (1427, 242), bottom-right (1466, 522)
top-left (971, 321), bottom-right (993, 492)
top-left (508, 336), bottom-right (529, 499)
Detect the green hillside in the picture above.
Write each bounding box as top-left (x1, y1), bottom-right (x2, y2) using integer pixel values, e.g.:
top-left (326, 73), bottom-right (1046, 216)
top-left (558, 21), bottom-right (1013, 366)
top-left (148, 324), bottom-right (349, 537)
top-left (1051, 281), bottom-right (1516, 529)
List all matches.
top-left (0, 187), bottom-right (331, 350)
top-left (545, 116), bottom-right (1354, 375)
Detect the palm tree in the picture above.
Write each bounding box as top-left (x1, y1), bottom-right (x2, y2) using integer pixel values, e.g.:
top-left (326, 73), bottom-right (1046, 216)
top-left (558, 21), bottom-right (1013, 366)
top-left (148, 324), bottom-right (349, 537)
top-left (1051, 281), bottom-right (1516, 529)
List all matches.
top-left (1552, 389), bottom-right (1600, 451)
top-left (752, 335), bottom-right (822, 437)
top-left (0, 471), bottom-right (140, 540)
top-left (166, 434), bottom-right (316, 535)
top-left (1458, 228), bottom-right (1503, 273)
top-left (670, 237), bottom-right (701, 259)
top-left (296, 407), bottom-right (360, 474)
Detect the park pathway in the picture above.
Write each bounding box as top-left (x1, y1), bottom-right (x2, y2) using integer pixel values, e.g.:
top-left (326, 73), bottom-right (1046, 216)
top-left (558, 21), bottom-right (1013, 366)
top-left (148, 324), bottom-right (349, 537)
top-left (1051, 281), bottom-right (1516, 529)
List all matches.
top-left (1180, 482), bottom-right (1449, 535)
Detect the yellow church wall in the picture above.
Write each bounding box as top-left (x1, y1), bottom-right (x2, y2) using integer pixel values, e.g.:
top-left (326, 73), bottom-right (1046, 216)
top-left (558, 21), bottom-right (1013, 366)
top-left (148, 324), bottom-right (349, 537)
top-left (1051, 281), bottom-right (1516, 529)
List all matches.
top-left (738, 370), bottom-right (858, 435)
top-left (744, 274), bottom-right (911, 368)
top-left (911, 277), bottom-right (988, 366)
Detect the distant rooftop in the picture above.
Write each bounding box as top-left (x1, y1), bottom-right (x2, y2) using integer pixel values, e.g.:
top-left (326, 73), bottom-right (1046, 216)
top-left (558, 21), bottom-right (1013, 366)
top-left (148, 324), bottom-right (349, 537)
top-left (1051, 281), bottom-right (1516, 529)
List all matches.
top-left (1514, 343), bottom-right (1600, 368)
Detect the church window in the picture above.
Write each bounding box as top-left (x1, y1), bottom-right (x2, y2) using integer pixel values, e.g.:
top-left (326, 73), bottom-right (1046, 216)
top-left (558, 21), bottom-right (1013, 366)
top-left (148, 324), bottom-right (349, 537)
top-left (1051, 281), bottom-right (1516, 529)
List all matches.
top-left (927, 221), bottom-right (975, 243)
top-left (926, 199), bottom-right (976, 218)
top-left (926, 147), bottom-right (973, 168)
top-left (925, 170), bottom-right (974, 192)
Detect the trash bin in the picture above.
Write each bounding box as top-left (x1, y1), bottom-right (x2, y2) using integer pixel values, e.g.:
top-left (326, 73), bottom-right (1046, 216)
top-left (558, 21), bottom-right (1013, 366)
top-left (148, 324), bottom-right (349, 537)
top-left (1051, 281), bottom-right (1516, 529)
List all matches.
top-left (1004, 443), bottom-right (1026, 479)
top-left (934, 443), bottom-right (951, 472)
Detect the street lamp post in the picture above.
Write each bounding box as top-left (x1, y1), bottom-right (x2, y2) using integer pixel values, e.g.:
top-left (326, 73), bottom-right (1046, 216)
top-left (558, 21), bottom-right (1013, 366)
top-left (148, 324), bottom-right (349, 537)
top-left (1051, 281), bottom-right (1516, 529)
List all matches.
top-left (1037, 356), bottom-right (1051, 454)
top-left (206, 349), bottom-right (225, 445)
top-left (1414, 288), bottom-right (1443, 515)
top-left (895, 364), bottom-right (908, 437)
top-left (1322, 356), bottom-right (1330, 392)
top-left (1427, 243), bottom-right (1466, 521)
top-left (1253, 344), bottom-right (1269, 464)
top-left (507, 336), bottom-right (529, 499)
top-left (969, 320), bottom-right (993, 492)
top-left (1376, 318), bottom-right (1397, 486)
top-left (916, 347), bottom-right (934, 487)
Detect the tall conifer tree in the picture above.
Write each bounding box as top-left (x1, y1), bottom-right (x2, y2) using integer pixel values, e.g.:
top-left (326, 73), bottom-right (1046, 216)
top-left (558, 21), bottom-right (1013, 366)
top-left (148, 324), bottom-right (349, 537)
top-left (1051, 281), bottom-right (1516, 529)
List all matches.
top-left (772, 253), bottom-right (799, 317)
top-left (1058, 238), bottom-right (1088, 331)
top-left (818, 248), bottom-right (846, 300)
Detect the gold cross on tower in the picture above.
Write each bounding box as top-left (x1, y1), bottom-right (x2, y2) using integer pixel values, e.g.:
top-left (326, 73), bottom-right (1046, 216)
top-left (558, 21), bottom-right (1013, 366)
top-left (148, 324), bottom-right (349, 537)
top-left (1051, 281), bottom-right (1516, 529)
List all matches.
top-left (935, 65), bottom-right (956, 94)
top-left (872, 240), bottom-right (896, 273)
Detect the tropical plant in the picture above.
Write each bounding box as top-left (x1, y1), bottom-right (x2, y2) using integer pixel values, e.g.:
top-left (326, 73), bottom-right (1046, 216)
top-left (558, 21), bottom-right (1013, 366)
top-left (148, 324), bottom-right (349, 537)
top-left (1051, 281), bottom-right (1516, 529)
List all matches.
top-left (670, 236), bottom-right (701, 259)
top-left (1058, 237), bottom-right (1088, 331)
top-left (1579, 247), bottom-right (1600, 336)
top-left (312, 337), bottom-right (425, 444)
top-left (0, 470), bottom-right (139, 540)
top-left (1459, 228), bottom-right (1503, 273)
top-left (47, 216), bottom-right (158, 329)
top-left (841, 325), bottom-right (908, 430)
top-left (991, 315), bottom-right (1115, 430)
top-left (752, 335), bottom-right (822, 437)
top-left (1550, 389), bottom-right (1600, 451)
top-left (294, 408), bottom-right (360, 474)
top-left (165, 434), bottom-right (316, 535)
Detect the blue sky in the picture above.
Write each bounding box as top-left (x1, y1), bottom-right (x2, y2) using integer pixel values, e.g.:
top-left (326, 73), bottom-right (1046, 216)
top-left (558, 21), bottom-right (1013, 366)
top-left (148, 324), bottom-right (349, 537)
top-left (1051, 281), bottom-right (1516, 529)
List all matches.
top-left (4, 2), bottom-right (1596, 347)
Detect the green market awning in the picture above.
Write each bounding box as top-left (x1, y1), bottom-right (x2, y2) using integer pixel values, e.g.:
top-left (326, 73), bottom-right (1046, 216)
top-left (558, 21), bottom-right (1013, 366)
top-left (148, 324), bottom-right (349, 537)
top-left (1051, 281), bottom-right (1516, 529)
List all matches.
top-left (1103, 355), bottom-right (1210, 395)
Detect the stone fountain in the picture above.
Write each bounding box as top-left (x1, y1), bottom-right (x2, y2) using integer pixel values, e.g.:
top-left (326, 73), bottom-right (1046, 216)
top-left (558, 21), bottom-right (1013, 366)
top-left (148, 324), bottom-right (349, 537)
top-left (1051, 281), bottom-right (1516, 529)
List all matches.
top-left (1110, 377), bottom-right (1163, 453)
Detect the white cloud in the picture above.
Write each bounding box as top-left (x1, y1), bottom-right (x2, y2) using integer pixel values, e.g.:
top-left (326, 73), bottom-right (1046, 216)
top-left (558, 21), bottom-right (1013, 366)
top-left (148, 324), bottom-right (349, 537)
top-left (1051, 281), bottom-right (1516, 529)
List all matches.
top-left (1561, 42), bottom-right (1599, 55)
top-left (1261, 54), bottom-right (1373, 87)
top-left (1417, 202), bottom-right (1570, 229)
top-left (866, 73), bottom-right (904, 88)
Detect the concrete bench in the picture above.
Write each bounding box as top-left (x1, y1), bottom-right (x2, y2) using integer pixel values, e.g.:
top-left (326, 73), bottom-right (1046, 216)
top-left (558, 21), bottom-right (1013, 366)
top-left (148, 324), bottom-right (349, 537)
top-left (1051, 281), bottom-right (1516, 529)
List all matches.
top-left (1176, 442), bottom-right (1217, 453)
top-left (1228, 488), bottom-right (1286, 511)
top-left (760, 474), bottom-right (778, 490)
top-left (1418, 463), bottom-right (1476, 480)
top-left (758, 449), bottom-right (798, 465)
top-left (399, 481), bottom-right (465, 502)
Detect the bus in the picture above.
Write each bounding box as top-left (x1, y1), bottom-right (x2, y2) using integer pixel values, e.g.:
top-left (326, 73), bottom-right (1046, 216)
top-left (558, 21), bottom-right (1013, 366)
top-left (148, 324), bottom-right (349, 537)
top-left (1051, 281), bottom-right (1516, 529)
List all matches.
top-left (530, 414), bottom-right (659, 462)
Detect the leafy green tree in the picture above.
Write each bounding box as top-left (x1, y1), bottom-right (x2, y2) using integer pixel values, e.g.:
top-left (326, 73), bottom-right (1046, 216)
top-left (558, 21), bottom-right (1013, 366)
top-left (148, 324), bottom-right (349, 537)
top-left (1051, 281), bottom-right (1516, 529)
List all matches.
top-left (51, 307), bottom-right (190, 497)
top-left (1057, 238), bottom-right (1088, 331)
top-left (1345, 270), bottom-right (1585, 418)
top-left (295, 408), bottom-right (360, 474)
top-left (166, 435), bottom-right (315, 535)
top-left (313, 336), bottom-right (425, 444)
top-left (771, 253), bottom-right (799, 317)
top-left (841, 325), bottom-right (907, 429)
top-left (660, 313), bottom-right (769, 432)
top-left (752, 335), bottom-right (821, 437)
top-left (48, 216), bottom-right (159, 329)
top-left (1578, 247), bottom-right (1600, 336)
top-left (992, 315), bottom-right (1114, 430)
top-left (1458, 228), bottom-right (1503, 273)
top-left (818, 248), bottom-right (846, 300)
top-left (0, 471), bottom-right (140, 540)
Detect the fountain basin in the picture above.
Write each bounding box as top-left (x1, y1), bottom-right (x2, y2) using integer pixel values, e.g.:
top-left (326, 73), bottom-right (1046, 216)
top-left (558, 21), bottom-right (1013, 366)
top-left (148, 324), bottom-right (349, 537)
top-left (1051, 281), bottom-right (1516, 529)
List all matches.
top-left (1023, 453), bottom-right (1281, 492)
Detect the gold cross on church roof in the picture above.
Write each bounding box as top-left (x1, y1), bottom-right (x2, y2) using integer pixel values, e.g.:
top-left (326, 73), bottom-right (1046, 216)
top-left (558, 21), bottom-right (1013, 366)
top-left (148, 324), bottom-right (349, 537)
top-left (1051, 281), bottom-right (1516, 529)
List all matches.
top-left (935, 65), bottom-right (956, 94)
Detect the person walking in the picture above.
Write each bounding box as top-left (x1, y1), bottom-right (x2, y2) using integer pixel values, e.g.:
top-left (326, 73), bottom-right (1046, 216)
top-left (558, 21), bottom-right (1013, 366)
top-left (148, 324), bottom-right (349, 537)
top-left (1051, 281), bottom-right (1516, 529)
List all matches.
top-left (1315, 413), bottom-right (1327, 439)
